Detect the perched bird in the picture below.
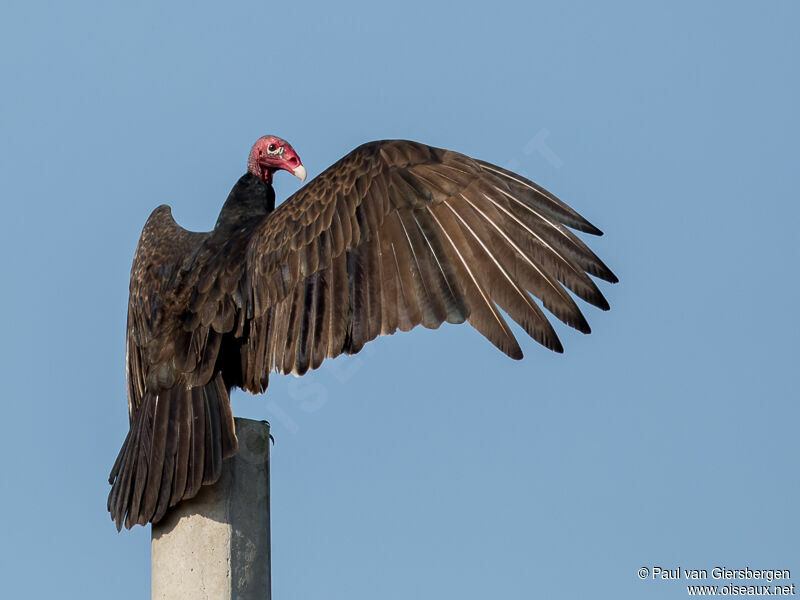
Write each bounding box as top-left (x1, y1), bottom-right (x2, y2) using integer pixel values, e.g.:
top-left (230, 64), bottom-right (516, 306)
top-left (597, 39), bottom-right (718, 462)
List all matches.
top-left (108, 136), bottom-right (617, 530)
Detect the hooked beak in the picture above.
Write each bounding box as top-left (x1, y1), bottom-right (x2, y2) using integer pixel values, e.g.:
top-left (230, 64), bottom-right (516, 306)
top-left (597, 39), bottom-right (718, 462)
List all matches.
top-left (292, 165), bottom-right (307, 183)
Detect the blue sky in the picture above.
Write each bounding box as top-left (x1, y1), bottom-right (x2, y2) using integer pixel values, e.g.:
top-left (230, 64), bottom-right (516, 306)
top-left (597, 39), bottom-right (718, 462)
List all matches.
top-left (1, 1), bottom-right (798, 598)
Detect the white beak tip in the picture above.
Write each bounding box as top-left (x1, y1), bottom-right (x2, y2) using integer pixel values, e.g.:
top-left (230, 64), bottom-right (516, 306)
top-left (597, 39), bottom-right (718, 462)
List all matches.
top-left (293, 165), bottom-right (307, 183)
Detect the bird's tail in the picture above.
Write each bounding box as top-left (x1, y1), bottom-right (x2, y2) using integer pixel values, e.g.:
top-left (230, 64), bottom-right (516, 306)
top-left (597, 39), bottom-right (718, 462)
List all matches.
top-left (107, 373), bottom-right (238, 530)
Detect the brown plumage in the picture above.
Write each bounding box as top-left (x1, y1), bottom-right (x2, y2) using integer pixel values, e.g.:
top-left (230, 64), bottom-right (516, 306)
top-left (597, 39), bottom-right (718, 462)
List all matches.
top-left (108, 136), bottom-right (618, 530)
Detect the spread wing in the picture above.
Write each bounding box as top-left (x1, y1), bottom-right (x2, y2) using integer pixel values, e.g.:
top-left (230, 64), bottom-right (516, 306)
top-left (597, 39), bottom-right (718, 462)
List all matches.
top-left (234, 140), bottom-right (617, 392)
top-left (124, 205), bottom-right (212, 417)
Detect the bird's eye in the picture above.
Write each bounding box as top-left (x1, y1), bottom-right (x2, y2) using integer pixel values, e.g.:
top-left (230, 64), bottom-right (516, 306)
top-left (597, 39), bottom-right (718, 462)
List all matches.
top-left (268, 144), bottom-right (277, 152)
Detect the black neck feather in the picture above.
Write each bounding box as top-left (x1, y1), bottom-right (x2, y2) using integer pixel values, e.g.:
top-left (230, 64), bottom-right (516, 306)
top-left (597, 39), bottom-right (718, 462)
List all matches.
top-left (214, 172), bottom-right (275, 232)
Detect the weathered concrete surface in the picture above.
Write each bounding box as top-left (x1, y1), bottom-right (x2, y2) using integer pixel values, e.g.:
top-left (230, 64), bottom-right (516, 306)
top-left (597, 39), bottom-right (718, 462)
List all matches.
top-left (152, 418), bottom-right (271, 600)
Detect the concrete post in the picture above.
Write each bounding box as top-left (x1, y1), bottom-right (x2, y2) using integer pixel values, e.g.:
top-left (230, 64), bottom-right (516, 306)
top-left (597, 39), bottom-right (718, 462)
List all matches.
top-left (151, 418), bottom-right (271, 600)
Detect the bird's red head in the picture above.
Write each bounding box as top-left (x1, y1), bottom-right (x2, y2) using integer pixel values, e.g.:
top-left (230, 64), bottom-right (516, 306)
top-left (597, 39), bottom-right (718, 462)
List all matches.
top-left (247, 135), bottom-right (307, 184)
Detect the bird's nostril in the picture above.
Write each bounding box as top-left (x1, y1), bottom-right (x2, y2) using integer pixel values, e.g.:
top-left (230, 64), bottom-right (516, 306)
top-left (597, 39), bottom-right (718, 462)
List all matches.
top-left (288, 156), bottom-right (298, 166)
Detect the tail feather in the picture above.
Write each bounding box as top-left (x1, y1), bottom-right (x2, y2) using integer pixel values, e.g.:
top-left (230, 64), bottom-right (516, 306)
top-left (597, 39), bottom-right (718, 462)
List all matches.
top-left (185, 387), bottom-right (206, 499)
top-left (108, 373), bottom-right (238, 531)
top-left (168, 389), bottom-right (191, 508)
top-left (152, 392), bottom-right (181, 524)
top-left (203, 387), bottom-right (223, 485)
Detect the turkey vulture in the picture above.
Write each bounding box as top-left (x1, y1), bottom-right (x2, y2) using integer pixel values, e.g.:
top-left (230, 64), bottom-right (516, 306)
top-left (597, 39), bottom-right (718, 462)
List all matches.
top-left (108, 136), bottom-right (617, 530)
